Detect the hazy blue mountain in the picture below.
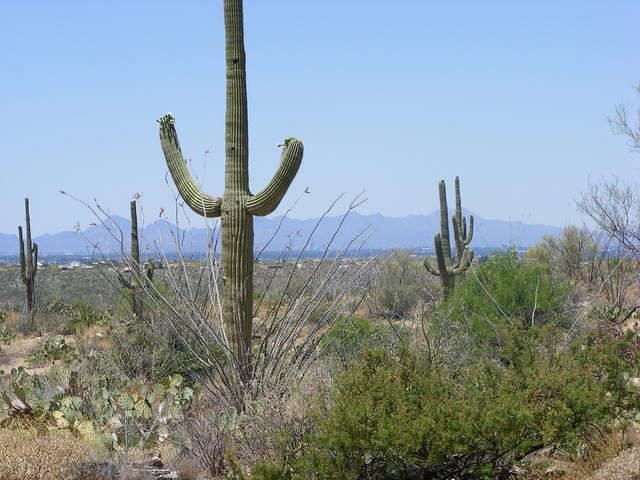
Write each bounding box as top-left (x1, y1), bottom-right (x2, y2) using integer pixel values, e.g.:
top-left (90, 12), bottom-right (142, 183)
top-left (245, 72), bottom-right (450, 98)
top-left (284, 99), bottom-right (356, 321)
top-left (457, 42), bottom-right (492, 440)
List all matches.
top-left (0, 211), bottom-right (563, 256)
top-left (0, 233), bottom-right (19, 255)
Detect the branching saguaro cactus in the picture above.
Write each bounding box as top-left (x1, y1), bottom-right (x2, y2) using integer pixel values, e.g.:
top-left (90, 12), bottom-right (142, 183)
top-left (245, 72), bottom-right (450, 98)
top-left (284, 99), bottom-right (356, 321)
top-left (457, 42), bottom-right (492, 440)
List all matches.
top-left (158, 0), bottom-right (303, 376)
top-left (424, 177), bottom-right (474, 297)
top-left (18, 198), bottom-right (38, 312)
top-left (118, 200), bottom-right (154, 320)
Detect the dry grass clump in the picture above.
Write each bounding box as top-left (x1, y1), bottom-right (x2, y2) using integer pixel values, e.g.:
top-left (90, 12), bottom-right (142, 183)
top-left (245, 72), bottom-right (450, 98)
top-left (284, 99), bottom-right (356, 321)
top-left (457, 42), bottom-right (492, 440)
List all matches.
top-left (585, 446), bottom-right (640, 480)
top-left (560, 425), bottom-right (640, 480)
top-left (0, 429), bottom-right (101, 480)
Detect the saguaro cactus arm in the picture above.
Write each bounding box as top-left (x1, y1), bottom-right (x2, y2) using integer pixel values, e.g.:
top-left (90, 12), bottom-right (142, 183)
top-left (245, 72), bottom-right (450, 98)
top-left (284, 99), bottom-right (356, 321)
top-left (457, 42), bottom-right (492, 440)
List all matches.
top-left (33, 244), bottom-right (38, 274)
top-left (424, 234), bottom-right (441, 276)
top-left (452, 248), bottom-right (473, 273)
top-left (433, 234), bottom-right (448, 276)
top-left (437, 181), bottom-right (453, 268)
top-left (158, 114), bottom-right (222, 218)
top-left (452, 176), bottom-right (474, 259)
top-left (25, 199), bottom-right (36, 278)
top-left (246, 139), bottom-right (304, 216)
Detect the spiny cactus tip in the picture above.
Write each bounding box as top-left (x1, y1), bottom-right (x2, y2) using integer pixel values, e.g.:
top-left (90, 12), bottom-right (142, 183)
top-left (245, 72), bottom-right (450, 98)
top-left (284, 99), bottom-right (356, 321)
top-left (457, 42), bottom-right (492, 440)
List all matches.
top-left (157, 113), bottom-right (175, 126)
top-left (277, 137), bottom-right (300, 148)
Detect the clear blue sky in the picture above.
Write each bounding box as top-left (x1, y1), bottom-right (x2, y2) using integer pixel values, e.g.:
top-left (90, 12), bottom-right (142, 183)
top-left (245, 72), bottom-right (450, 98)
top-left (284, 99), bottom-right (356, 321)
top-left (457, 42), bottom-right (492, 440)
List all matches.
top-left (1, 1), bottom-right (639, 236)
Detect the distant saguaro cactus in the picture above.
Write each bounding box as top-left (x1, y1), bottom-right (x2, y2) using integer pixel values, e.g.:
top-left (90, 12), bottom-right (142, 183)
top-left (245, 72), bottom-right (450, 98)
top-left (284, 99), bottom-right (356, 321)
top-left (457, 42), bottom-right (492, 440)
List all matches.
top-left (158, 0), bottom-right (303, 375)
top-left (118, 200), bottom-right (154, 319)
top-left (18, 198), bottom-right (38, 312)
top-left (424, 177), bottom-right (473, 297)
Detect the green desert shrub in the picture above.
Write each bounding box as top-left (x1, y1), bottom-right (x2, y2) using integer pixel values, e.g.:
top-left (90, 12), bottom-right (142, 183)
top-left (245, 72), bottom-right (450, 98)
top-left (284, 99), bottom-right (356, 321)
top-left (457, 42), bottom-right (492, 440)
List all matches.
top-left (442, 251), bottom-right (567, 343)
top-left (284, 331), bottom-right (640, 480)
top-left (321, 316), bottom-right (399, 369)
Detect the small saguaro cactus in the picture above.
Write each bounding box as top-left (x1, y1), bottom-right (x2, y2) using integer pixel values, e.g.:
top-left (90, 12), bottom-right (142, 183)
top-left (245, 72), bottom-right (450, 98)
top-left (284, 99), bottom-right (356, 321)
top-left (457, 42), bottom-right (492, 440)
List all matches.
top-left (158, 0), bottom-right (303, 376)
top-left (118, 200), bottom-right (154, 320)
top-left (424, 177), bottom-right (474, 297)
top-left (18, 198), bottom-right (38, 312)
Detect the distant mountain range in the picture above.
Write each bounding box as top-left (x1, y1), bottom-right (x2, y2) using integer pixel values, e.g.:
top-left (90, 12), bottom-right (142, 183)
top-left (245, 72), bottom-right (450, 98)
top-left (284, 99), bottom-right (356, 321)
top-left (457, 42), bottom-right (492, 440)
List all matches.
top-left (0, 211), bottom-right (562, 257)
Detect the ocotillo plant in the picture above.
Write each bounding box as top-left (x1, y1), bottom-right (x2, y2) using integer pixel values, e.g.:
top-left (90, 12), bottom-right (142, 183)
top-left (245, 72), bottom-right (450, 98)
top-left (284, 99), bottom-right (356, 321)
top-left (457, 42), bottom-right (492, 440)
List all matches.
top-left (424, 178), bottom-right (473, 297)
top-left (18, 198), bottom-right (38, 312)
top-left (158, 0), bottom-right (303, 376)
top-left (118, 200), bottom-right (154, 320)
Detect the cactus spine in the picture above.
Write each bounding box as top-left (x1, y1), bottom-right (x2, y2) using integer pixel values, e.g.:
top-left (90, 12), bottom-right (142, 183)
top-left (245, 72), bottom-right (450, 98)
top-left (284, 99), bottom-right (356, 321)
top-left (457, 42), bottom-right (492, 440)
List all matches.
top-left (18, 198), bottom-right (38, 312)
top-left (424, 177), bottom-right (474, 297)
top-left (158, 0), bottom-right (303, 376)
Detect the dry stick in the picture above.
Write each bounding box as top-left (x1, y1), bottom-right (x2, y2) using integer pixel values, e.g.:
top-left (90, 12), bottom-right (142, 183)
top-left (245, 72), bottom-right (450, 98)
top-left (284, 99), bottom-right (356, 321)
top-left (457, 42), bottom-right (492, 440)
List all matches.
top-left (63, 192), bottom-right (242, 402)
top-left (294, 256), bottom-right (374, 372)
top-left (253, 194), bottom-right (345, 364)
top-left (274, 194), bottom-right (367, 331)
top-left (256, 194), bottom-right (365, 373)
top-left (531, 278), bottom-right (540, 328)
top-left (252, 200), bottom-right (300, 316)
top-left (266, 227), bottom-right (373, 387)
top-left (471, 268), bottom-right (513, 322)
top-left (252, 206), bottom-right (372, 394)
top-left (254, 198), bottom-right (300, 262)
top-left (563, 259), bottom-right (623, 345)
top-left (71, 194), bottom-right (240, 402)
top-left (272, 222), bottom-right (371, 360)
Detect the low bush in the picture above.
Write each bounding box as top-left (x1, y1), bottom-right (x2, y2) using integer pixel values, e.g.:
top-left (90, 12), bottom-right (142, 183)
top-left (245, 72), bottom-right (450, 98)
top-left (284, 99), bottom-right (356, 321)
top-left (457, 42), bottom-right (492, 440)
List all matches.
top-left (26, 335), bottom-right (78, 366)
top-left (439, 251), bottom-right (568, 355)
top-left (272, 330), bottom-right (640, 479)
top-left (367, 250), bottom-right (432, 320)
top-left (322, 316), bottom-right (399, 368)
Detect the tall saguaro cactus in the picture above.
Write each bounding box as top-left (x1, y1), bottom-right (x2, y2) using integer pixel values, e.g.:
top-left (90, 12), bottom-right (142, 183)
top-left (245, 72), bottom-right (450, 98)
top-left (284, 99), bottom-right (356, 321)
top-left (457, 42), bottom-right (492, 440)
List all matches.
top-left (18, 198), bottom-right (38, 312)
top-left (158, 0), bottom-right (303, 375)
top-left (424, 178), bottom-right (473, 297)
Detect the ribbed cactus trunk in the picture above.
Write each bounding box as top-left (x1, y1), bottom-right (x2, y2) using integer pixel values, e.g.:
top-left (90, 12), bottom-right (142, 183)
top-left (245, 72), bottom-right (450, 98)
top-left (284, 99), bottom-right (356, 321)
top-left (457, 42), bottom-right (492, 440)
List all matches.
top-left (424, 178), bottom-right (474, 298)
top-left (436, 181), bottom-right (455, 293)
top-left (158, 0), bottom-right (303, 379)
top-left (130, 200), bottom-right (143, 320)
top-left (18, 198), bottom-right (38, 313)
top-left (119, 200), bottom-right (154, 320)
top-left (222, 0), bottom-right (253, 366)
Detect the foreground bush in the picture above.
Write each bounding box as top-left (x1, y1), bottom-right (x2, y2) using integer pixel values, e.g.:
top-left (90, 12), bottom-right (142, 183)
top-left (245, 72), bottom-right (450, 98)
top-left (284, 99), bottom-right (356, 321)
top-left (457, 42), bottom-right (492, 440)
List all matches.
top-left (262, 329), bottom-right (640, 479)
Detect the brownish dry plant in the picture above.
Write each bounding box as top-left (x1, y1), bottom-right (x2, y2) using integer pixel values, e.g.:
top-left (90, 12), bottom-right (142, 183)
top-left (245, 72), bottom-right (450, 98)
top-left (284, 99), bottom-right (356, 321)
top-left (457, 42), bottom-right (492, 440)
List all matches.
top-left (0, 429), bottom-right (101, 480)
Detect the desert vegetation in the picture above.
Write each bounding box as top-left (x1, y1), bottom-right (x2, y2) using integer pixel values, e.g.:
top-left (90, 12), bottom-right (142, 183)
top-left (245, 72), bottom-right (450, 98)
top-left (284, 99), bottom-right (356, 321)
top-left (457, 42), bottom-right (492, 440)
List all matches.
top-left (3, 1), bottom-right (640, 479)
